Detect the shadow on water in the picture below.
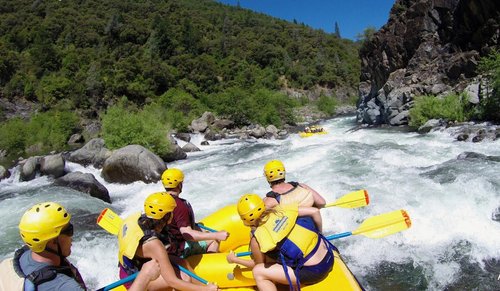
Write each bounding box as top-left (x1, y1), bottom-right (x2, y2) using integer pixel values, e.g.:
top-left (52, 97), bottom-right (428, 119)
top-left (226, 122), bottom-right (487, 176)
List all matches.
top-left (362, 240), bottom-right (500, 290)
top-left (419, 152), bottom-right (500, 184)
top-left (362, 261), bottom-right (429, 291)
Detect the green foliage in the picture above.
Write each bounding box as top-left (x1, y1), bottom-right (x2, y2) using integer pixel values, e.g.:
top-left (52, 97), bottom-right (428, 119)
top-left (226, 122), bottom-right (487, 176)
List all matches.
top-left (316, 94), bottom-right (338, 116)
top-left (356, 26), bottom-right (377, 43)
top-left (0, 110), bottom-right (78, 156)
top-left (0, 0), bottom-right (359, 116)
top-left (477, 50), bottom-right (500, 122)
top-left (154, 88), bottom-right (207, 131)
top-left (205, 87), bottom-right (297, 127)
top-left (408, 94), bottom-right (468, 128)
top-left (101, 99), bottom-right (171, 156)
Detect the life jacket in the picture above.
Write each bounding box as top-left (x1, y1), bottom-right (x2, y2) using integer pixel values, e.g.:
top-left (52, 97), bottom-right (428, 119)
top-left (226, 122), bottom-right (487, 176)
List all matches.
top-left (117, 212), bottom-right (155, 275)
top-left (0, 246), bottom-right (86, 291)
top-left (254, 204), bottom-right (334, 291)
top-left (266, 182), bottom-right (314, 207)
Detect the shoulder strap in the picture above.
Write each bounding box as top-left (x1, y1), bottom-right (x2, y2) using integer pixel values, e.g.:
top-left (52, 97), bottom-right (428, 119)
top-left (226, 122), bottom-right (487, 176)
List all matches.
top-left (289, 181), bottom-right (299, 187)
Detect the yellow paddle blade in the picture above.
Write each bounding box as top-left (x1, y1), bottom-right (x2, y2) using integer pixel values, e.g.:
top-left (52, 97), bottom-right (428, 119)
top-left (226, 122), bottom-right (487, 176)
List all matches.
top-left (324, 189), bottom-right (370, 208)
top-left (97, 208), bottom-right (123, 235)
top-left (352, 209), bottom-right (411, 238)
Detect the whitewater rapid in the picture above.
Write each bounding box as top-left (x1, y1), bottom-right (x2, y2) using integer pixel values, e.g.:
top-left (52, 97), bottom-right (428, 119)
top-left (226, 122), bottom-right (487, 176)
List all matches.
top-left (1, 116), bottom-right (499, 290)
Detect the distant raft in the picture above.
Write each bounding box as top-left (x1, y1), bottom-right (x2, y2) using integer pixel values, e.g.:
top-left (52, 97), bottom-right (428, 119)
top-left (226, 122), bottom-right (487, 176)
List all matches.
top-left (299, 126), bottom-right (328, 138)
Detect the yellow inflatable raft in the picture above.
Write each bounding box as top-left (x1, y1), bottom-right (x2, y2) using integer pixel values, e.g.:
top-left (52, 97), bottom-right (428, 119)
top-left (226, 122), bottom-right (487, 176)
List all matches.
top-left (298, 126), bottom-right (328, 138)
top-left (185, 204), bottom-right (363, 290)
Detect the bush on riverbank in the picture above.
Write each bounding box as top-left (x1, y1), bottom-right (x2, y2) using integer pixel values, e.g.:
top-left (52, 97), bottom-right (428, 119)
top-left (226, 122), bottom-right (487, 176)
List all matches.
top-left (409, 94), bottom-right (469, 128)
top-left (101, 99), bottom-right (172, 156)
top-left (478, 50), bottom-right (500, 122)
top-left (0, 110), bottom-right (79, 157)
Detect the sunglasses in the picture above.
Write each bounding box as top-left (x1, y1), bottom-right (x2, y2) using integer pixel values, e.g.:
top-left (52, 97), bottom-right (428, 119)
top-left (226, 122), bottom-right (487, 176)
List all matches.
top-left (60, 223), bottom-right (74, 237)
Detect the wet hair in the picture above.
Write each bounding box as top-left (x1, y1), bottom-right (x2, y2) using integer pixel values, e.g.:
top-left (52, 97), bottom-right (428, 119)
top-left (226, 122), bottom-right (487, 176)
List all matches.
top-left (269, 179), bottom-right (285, 186)
top-left (254, 208), bottom-right (282, 227)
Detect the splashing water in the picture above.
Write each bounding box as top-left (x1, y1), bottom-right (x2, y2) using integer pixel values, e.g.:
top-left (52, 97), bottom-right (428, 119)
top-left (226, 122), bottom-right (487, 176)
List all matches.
top-left (1, 116), bottom-right (499, 290)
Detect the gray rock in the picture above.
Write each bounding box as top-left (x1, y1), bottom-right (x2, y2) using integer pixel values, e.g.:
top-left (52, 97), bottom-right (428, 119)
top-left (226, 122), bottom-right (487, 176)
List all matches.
top-left (213, 119), bottom-right (234, 130)
top-left (0, 165), bottom-right (11, 181)
top-left (101, 145), bottom-right (166, 184)
top-left (68, 134), bottom-right (85, 145)
top-left (66, 138), bottom-right (111, 168)
top-left (464, 82), bottom-right (480, 104)
top-left (249, 125), bottom-right (266, 138)
top-left (20, 156), bottom-right (41, 182)
top-left (161, 144), bottom-right (187, 163)
top-left (175, 133), bottom-right (191, 143)
top-left (418, 119), bottom-right (443, 134)
top-left (40, 154), bottom-right (65, 178)
top-left (191, 111), bottom-right (216, 133)
top-left (182, 142), bottom-right (201, 152)
top-left (54, 171), bottom-right (110, 203)
top-left (389, 111), bottom-right (409, 126)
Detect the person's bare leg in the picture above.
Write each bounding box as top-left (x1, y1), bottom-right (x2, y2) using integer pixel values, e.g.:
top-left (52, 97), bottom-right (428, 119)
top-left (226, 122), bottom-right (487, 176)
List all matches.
top-left (206, 240), bottom-right (219, 253)
top-left (253, 263), bottom-right (298, 291)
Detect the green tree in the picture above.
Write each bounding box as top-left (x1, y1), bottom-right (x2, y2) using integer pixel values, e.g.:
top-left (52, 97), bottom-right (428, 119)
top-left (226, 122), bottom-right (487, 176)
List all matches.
top-left (334, 21), bottom-right (341, 38)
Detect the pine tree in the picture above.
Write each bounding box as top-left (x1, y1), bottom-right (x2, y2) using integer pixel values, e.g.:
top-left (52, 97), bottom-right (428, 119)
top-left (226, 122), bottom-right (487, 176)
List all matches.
top-left (334, 21), bottom-right (341, 38)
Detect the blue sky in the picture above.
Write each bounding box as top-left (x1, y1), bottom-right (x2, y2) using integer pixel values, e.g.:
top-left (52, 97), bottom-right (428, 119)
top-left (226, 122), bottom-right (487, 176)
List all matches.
top-left (216, 0), bottom-right (395, 40)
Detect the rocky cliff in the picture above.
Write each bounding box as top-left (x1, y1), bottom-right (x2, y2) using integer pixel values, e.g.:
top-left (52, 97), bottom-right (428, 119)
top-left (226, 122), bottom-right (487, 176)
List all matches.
top-left (357, 0), bottom-right (499, 125)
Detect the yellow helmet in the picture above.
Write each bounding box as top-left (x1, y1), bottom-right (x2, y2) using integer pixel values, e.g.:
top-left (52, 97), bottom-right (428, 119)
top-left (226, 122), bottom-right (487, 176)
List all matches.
top-left (161, 168), bottom-right (184, 189)
top-left (19, 202), bottom-right (71, 253)
top-left (144, 192), bottom-right (176, 220)
top-left (237, 194), bottom-right (265, 226)
top-left (263, 160), bottom-right (285, 182)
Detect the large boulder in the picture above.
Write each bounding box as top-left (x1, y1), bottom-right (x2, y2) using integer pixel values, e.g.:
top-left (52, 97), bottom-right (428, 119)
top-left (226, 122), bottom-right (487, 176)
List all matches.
top-left (66, 138), bottom-right (111, 168)
top-left (40, 154), bottom-right (65, 178)
top-left (161, 145), bottom-right (187, 162)
top-left (20, 156), bottom-right (41, 182)
top-left (54, 171), bottom-right (110, 203)
top-left (101, 145), bottom-right (166, 184)
top-left (191, 112), bottom-right (216, 133)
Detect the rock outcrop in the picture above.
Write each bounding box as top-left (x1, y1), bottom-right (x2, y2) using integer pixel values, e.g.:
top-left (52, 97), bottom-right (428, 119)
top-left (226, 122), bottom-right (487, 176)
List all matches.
top-left (101, 145), bottom-right (166, 184)
top-left (358, 0), bottom-right (500, 125)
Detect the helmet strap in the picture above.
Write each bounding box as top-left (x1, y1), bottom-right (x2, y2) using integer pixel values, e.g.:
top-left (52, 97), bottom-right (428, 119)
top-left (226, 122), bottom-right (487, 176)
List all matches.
top-left (45, 237), bottom-right (66, 263)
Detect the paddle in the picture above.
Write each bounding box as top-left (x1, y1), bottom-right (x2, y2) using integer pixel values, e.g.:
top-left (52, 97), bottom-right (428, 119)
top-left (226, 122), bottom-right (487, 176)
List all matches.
top-left (234, 209), bottom-right (411, 257)
top-left (95, 209), bottom-right (210, 289)
top-left (97, 207), bottom-right (219, 234)
top-left (324, 189), bottom-right (369, 209)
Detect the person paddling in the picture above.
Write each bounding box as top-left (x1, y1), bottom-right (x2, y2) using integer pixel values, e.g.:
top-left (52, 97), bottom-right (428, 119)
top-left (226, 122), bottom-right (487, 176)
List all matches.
top-left (0, 202), bottom-right (159, 291)
top-left (263, 160), bottom-right (326, 209)
top-left (117, 192), bottom-right (217, 291)
top-left (160, 168), bottom-right (229, 258)
top-left (229, 194), bottom-right (335, 291)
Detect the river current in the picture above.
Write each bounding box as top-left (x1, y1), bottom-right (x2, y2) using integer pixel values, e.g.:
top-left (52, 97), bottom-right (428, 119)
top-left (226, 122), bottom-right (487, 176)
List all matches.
top-left (1, 116), bottom-right (499, 290)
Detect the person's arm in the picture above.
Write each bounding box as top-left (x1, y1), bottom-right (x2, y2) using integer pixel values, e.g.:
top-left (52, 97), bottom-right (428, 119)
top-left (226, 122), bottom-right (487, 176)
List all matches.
top-left (300, 183), bottom-right (326, 208)
top-left (226, 250), bottom-right (255, 268)
top-left (298, 207), bottom-right (323, 232)
top-left (263, 197), bottom-right (279, 208)
top-left (180, 226), bottom-right (229, 242)
top-left (249, 236), bottom-right (265, 264)
top-left (128, 259), bottom-right (160, 291)
top-left (142, 238), bottom-right (217, 291)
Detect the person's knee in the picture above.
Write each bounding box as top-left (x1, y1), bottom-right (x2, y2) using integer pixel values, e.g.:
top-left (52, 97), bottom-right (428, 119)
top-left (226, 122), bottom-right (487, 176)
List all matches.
top-left (252, 263), bottom-right (266, 280)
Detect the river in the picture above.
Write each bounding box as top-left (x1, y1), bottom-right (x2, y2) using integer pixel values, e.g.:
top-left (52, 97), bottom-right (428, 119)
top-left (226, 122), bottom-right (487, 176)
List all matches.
top-left (1, 116), bottom-right (499, 290)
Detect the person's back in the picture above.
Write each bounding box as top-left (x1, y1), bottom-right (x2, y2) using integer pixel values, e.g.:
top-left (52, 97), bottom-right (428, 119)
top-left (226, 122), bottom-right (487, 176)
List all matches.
top-left (263, 160), bottom-right (326, 209)
top-left (18, 247), bottom-right (83, 291)
top-left (160, 168), bottom-right (229, 258)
